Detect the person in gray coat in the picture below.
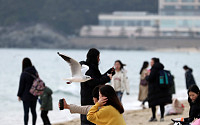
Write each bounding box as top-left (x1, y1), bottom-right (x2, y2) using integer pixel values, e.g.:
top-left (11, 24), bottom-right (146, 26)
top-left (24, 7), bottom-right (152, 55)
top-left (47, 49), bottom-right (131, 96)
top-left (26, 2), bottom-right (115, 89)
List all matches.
top-left (40, 86), bottom-right (53, 125)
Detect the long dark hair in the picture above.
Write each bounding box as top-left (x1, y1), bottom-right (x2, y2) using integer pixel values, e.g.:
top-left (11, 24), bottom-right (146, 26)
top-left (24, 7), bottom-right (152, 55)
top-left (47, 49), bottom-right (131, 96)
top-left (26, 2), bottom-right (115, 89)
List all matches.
top-left (139, 61), bottom-right (149, 74)
top-left (86, 48), bottom-right (100, 66)
top-left (188, 84), bottom-right (200, 102)
top-left (22, 58), bottom-right (32, 72)
top-left (99, 85), bottom-right (124, 114)
top-left (115, 60), bottom-right (126, 70)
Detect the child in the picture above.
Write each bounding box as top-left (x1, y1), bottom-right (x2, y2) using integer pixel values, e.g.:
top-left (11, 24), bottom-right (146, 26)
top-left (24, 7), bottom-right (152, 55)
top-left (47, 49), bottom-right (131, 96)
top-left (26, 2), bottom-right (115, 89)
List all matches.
top-left (40, 86), bottom-right (53, 125)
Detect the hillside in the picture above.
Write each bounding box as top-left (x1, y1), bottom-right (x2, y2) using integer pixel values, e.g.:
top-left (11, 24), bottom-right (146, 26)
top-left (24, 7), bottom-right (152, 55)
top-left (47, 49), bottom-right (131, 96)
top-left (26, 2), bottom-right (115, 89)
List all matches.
top-left (0, 0), bottom-right (158, 35)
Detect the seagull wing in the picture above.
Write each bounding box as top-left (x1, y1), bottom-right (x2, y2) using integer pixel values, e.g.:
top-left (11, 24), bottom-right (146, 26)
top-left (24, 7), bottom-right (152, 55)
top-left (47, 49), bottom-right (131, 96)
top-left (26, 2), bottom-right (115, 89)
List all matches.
top-left (57, 52), bottom-right (82, 77)
top-left (81, 64), bottom-right (89, 76)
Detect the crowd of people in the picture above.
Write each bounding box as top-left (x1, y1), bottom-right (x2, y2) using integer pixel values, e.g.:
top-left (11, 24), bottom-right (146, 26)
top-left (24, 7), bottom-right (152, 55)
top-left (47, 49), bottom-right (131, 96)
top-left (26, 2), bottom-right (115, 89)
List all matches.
top-left (17, 48), bottom-right (198, 125)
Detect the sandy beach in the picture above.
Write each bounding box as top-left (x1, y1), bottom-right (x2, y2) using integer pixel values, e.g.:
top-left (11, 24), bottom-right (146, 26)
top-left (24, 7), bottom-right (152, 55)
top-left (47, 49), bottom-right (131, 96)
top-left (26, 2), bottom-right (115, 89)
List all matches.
top-left (53, 100), bottom-right (189, 125)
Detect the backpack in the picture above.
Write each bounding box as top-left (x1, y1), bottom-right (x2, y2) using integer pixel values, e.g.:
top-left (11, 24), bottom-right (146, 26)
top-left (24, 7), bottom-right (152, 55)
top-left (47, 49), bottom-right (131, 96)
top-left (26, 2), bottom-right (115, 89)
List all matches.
top-left (159, 70), bottom-right (173, 88)
top-left (25, 72), bottom-right (45, 96)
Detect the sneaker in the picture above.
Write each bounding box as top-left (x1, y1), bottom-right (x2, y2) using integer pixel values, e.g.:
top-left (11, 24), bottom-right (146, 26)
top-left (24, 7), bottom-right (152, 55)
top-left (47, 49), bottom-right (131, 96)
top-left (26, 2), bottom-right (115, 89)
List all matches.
top-left (149, 117), bottom-right (157, 122)
top-left (160, 118), bottom-right (164, 122)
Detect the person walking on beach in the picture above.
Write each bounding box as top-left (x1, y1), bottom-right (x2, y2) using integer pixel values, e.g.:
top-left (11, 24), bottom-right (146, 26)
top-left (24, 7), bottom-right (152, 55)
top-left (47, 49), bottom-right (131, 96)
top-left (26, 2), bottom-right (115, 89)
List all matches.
top-left (40, 86), bottom-right (53, 125)
top-left (17, 58), bottom-right (38, 125)
top-left (183, 65), bottom-right (196, 90)
top-left (146, 58), bottom-right (172, 122)
top-left (138, 61), bottom-right (149, 109)
top-left (80, 48), bottom-right (114, 125)
top-left (111, 60), bottom-right (129, 102)
top-left (87, 85), bottom-right (126, 125)
top-left (183, 84), bottom-right (200, 124)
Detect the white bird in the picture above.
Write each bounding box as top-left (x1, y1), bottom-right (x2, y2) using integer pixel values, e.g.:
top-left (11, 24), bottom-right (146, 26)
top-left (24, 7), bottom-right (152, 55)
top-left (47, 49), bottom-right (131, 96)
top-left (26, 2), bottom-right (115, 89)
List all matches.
top-left (57, 52), bottom-right (92, 84)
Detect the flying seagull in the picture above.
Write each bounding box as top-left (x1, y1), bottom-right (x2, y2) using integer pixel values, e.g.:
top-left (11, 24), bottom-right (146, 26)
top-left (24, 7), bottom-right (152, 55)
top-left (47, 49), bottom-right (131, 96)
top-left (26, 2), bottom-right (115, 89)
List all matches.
top-left (57, 52), bottom-right (92, 84)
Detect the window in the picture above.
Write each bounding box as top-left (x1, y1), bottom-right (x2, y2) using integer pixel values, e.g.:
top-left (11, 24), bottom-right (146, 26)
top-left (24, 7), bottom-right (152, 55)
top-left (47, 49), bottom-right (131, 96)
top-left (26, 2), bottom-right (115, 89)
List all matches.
top-left (181, 6), bottom-right (194, 10)
top-left (165, 0), bottom-right (177, 2)
top-left (164, 6), bottom-right (176, 10)
top-left (127, 20), bottom-right (135, 26)
top-left (182, 0), bottom-right (194, 2)
top-left (113, 20), bottom-right (125, 26)
top-left (99, 20), bottom-right (112, 26)
top-left (135, 20), bottom-right (142, 26)
top-left (160, 20), bottom-right (176, 28)
top-left (143, 20), bottom-right (151, 26)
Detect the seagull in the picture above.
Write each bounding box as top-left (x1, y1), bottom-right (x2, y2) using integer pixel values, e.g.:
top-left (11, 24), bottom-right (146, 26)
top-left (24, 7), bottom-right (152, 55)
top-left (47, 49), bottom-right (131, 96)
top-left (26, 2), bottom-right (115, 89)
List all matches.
top-left (57, 52), bottom-right (92, 84)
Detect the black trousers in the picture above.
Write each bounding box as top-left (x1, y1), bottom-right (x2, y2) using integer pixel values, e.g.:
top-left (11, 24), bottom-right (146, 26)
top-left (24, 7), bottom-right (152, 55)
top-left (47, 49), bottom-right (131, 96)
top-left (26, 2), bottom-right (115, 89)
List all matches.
top-left (41, 110), bottom-right (51, 125)
top-left (151, 105), bottom-right (165, 118)
top-left (23, 101), bottom-right (37, 125)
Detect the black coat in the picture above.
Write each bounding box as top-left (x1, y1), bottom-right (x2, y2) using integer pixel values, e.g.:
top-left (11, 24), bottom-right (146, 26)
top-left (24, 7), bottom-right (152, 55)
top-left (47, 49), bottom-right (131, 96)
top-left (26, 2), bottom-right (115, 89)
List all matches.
top-left (185, 69), bottom-right (196, 89)
top-left (185, 95), bottom-right (200, 122)
top-left (80, 61), bottom-right (111, 124)
top-left (17, 66), bottom-right (38, 101)
top-left (146, 62), bottom-right (172, 107)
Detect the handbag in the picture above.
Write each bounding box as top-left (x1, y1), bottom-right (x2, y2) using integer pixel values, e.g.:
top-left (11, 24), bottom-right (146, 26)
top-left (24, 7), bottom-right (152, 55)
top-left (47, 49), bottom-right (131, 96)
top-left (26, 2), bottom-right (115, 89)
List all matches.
top-left (140, 79), bottom-right (148, 86)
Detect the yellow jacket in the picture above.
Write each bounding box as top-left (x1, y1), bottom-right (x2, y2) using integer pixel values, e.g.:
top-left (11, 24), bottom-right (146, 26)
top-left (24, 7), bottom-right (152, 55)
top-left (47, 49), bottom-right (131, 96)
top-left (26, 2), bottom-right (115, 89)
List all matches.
top-left (87, 102), bottom-right (126, 125)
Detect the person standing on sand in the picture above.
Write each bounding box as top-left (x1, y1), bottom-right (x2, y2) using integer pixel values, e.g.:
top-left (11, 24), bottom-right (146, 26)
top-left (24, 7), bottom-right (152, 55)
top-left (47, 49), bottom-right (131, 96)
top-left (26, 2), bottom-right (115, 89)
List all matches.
top-left (183, 65), bottom-right (196, 90)
top-left (80, 48), bottom-right (115, 125)
top-left (138, 61), bottom-right (149, 109)
top-left (17, 58), bottom-right (38, 125)
top-left (111, 60), bottom-right (130, 102)
top-left (87, 85), bottom-right (126, 125)
top-left (146, 58), bottom-right (172, 122)
top-left (40, 86), bottom-right (53, 125)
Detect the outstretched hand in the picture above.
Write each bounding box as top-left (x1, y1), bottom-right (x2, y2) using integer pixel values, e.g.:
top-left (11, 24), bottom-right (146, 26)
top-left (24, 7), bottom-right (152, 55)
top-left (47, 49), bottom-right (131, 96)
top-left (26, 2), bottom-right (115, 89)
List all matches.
top-left (98, 97), bottom-right (108, 106)
top-left (58, 98), bottom-right (70, 109)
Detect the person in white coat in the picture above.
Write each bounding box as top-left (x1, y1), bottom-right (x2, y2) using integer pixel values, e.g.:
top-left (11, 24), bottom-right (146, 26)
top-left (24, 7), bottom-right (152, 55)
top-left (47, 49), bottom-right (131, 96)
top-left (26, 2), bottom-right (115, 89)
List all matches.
top-left (111, 60), bottom-right (130, 102)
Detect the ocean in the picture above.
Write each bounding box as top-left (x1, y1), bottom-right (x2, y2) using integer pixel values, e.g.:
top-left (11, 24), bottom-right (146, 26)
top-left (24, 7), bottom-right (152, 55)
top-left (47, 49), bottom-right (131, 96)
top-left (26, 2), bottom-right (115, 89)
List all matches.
top-left (0, 48), bottom-right (199, 125)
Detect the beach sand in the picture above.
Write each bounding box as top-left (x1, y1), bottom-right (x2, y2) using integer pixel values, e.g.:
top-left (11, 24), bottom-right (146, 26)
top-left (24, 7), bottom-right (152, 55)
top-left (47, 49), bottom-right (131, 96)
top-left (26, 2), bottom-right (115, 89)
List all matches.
top-left (54, 100), bottom-right (189, 125)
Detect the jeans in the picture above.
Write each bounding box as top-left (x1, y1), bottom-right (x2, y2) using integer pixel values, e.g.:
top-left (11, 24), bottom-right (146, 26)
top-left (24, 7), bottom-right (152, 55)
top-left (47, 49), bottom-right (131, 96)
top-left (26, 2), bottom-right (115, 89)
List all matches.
top-left (41, 111), bottom-right (51, 125)
top-left (23, 101), bottom-right (37, 125)
top-left (116, 91), bottom-right (123, 102)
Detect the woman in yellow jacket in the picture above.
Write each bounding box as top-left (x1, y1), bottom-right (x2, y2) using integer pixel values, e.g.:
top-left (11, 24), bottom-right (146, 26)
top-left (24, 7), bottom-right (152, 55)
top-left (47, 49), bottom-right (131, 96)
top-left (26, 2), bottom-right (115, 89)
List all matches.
top-left (87, 85), bottom-right (126, 125)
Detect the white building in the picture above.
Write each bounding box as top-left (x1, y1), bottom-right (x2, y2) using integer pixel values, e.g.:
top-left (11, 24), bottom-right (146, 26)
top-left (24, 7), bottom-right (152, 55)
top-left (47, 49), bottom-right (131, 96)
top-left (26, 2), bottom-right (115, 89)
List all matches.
top-left (80, 0), bottom-right (200, 37)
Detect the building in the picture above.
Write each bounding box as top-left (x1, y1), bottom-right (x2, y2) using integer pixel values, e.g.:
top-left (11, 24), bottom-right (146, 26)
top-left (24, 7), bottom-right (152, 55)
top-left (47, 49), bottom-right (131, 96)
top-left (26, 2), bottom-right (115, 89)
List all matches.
top-left (80, 0), bottom-right (200, 37)
top-left (159, 0), bottom-right (200, 15)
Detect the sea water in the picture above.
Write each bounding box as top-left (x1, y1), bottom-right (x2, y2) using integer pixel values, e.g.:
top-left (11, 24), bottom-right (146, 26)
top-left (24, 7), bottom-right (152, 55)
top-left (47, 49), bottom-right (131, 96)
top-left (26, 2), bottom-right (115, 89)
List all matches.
top-left (0, 48), bottom-right (199, 125)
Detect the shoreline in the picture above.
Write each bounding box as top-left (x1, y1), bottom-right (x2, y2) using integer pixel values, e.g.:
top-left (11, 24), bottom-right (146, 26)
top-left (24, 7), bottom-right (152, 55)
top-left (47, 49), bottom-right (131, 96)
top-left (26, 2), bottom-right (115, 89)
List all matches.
top-left (53, 100), bottom-right (189, 125)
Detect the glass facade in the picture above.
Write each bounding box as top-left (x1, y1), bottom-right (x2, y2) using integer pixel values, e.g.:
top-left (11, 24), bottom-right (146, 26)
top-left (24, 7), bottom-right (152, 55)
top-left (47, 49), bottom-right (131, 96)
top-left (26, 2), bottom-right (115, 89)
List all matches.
top-left (182, 0), bottom-right (194, 2)
top-left (99, 18), bottom-right (200, 29)
top-left (160, 20), bottom-right (176, 28)
top-left (165, 0), bottom-right (177, 2)
top-left (100, 19), bottom-right (152, 27)
top-left (164, 5), bottom-right (176, 9)
top-left (181, 6), bottom-right (195, 10)
top-left (99, 20), bottom-right (112, 26)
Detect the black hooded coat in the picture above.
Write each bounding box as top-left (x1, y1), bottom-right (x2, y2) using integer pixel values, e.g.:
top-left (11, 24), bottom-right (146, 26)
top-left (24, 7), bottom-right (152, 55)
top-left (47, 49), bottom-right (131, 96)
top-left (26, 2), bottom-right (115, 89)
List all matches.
top-left (146, 62), bottom-right (172, 107)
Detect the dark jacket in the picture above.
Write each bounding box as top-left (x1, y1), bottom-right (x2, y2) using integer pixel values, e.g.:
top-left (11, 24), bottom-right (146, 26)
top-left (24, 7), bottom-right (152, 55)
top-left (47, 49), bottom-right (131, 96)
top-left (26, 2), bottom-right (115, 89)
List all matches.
top-left (184, 95), bottom-right (200, 122)
top-left (80, 61), bottom-right (111, 124)
top-left (40, 87), bottom-right (53, 111)
top-left (17, 66), bottom-right (38, 101)
top-left (185, 69), bottom-right (196, 89)
top-left (146, 62), bottom-right (172, 107)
